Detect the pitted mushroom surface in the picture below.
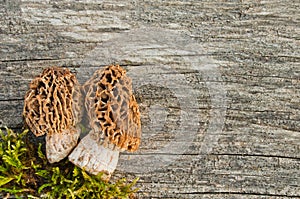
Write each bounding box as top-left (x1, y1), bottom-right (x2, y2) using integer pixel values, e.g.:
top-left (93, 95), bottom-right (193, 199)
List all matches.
top-left (69, 65), bottom-right (141, 177)
top-left (23, 67), bottom-right (82, 163)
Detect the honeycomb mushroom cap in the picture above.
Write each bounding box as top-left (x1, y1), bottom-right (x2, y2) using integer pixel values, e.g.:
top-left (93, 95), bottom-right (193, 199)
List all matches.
top-left (23, 67), bottom-right (82, 163)
top-left (69, 65), bottom-right (141, 176)
top-left (83, 65), bottom-right (141, 151)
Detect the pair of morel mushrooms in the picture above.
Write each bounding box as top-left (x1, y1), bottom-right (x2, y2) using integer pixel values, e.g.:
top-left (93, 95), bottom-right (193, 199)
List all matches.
top-left (23, 65), bottom-right (141, 178)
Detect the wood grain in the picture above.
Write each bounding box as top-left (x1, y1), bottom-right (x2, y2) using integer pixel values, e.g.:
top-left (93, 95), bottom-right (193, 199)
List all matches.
top-left (0, 0), bottom-right (299, 198)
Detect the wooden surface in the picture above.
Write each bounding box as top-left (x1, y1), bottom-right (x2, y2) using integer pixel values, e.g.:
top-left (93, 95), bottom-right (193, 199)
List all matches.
top-left (0, 0), bottom-right (299, 198)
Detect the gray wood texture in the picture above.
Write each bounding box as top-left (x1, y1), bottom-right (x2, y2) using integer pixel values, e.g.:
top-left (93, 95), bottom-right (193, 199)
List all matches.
top-left (0, 0), bottom-right (299, 198)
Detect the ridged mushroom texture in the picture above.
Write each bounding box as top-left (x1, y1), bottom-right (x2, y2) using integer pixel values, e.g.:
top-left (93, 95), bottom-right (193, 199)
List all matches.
top-left (23, 67), bottom-right (82, 163)
top-left (68, 65), bottom-right (141, 178)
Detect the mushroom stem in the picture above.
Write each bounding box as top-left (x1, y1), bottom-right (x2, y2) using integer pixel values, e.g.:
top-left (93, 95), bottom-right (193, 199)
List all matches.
top-left (68, 132), bottom-right (119, 179)
top-left (46, 127), bottom-right (81, 163)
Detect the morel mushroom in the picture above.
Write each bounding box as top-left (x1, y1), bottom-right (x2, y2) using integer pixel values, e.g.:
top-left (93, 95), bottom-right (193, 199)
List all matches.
top-left (23, 67), bottom-right (82, 163)
top-left (68, 65), bottom-right (141, 177)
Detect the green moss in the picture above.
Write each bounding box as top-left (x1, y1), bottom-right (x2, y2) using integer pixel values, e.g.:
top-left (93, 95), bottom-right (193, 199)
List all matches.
top-left (0, 128), bottom-right (138, 199)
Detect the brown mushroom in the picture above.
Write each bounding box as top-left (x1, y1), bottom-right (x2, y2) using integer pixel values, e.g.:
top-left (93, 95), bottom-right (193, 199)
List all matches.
top-left (68, 65), bottom-right (141, 178)
top-left (23, 67), bottom-right (82, 163)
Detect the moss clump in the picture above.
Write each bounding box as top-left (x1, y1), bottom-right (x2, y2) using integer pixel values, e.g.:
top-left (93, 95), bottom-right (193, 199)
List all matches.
top-left (0, 128), bottom-right (138, 199)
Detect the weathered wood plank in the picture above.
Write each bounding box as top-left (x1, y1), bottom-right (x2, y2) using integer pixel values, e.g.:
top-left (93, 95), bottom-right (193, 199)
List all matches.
top-left (0, 0), bottom-right (299, 198)
top-left (120, 155), bottom-right (299, 197)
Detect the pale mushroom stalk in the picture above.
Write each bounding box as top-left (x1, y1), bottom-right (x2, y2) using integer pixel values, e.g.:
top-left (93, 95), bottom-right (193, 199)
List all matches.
top-left (23, 67), bottom-right (82, 163)
top-left (68, 132), bottom-right (119, 176)
top-left (46, 127), bottom-right (81, 163)
top-left (69, 65), bottom-right (141, 178)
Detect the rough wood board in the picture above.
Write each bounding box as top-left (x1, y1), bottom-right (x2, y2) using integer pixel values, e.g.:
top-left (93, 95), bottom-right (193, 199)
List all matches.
top-left (0, 0), bottom-right (299, 198)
